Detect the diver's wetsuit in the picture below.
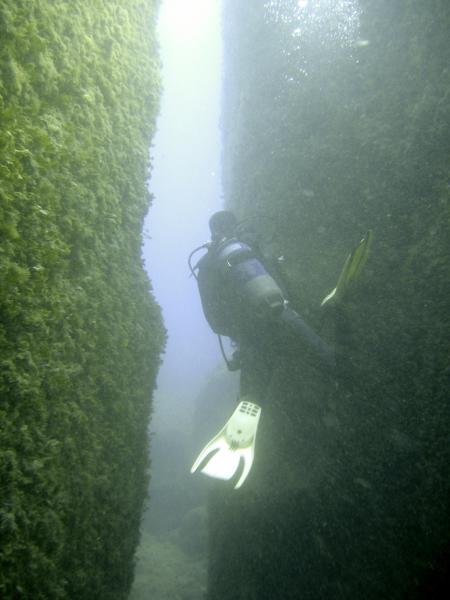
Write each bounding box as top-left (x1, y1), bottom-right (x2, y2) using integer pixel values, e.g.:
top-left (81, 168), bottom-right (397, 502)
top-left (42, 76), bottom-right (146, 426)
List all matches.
top-left (195, 235), bottom-right (335, 400)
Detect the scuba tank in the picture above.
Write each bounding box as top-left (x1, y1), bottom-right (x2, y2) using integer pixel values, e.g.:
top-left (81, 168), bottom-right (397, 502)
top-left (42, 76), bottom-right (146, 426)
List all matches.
top-left (188, 219), bottom-right (288, 370)
top-left (214, 238), bottom-right (286, 319)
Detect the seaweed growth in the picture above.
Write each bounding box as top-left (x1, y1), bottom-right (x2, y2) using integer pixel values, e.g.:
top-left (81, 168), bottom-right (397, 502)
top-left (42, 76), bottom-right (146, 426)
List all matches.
top-left (0, 1), bottom-right (164, 598)
top-left (215, 0), bottom-right (450, 598)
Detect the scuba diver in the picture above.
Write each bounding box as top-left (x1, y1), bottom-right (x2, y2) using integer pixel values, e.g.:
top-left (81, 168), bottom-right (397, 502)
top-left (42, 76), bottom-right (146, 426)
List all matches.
top-left (189, 210), bottom-right (372, 488)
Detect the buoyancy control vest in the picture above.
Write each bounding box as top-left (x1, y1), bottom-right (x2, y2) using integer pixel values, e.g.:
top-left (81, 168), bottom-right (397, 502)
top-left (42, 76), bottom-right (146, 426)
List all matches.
top-left (196, 237), bottom-right (286, 338)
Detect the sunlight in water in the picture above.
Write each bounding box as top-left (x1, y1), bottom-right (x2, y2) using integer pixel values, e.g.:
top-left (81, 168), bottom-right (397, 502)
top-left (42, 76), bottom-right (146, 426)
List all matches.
top-left (265, 0), bottom-right (360, 47)
top-left (158, 0), bottom-right (216, 43)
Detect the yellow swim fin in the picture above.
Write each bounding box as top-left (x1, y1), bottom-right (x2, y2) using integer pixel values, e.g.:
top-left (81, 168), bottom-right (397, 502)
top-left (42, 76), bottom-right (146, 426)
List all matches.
top-left (321, 230), bottom-right (373, 307)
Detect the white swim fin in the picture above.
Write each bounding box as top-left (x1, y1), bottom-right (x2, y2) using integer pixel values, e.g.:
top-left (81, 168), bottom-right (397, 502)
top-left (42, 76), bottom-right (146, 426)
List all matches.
top-left (191, 398), bottom-right (261, 489)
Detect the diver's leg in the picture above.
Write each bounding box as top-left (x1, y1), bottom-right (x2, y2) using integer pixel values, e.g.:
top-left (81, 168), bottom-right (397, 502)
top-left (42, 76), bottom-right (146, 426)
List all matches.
top-left (279, 306), bottom-right (336, 374)
top-left (239, 341), bottom-right (274, 402)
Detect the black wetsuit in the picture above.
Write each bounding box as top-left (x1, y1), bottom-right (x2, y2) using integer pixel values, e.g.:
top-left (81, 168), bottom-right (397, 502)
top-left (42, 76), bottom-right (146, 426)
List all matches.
top-left (196, 236), bottom-right (335, 398)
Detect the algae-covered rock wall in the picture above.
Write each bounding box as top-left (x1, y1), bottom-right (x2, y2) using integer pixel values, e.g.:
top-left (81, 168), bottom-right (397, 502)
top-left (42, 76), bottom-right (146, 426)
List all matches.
top-left (0, 2), bottom-right (164, 598)
top-left (213, 1), bottom-right (450, 598)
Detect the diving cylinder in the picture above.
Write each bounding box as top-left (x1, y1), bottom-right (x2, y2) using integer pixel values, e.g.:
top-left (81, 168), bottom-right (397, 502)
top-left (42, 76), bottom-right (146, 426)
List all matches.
top-left (216, 239), bottom-right (285, 317)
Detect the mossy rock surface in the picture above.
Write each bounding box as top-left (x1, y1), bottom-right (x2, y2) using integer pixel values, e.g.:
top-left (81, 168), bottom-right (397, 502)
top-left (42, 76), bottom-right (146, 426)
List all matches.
top-left (0, 1), bottom-right (164, 598)
top-left (211, 1), bottom-right (450, 598)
